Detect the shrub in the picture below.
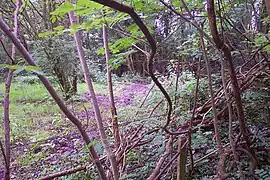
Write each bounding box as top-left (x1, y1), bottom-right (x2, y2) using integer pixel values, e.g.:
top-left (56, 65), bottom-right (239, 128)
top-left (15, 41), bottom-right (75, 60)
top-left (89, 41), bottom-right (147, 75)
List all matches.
top-left (14, 75), bottom-right (58, 84)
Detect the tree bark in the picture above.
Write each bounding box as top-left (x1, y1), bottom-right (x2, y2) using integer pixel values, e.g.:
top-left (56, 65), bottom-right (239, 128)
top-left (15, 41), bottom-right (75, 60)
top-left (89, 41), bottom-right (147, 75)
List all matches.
top-left (103, 24), bottom-right (121, 149)
top-left (3, 1), bottom-right (20, 179)
top-left (67, 10), bottom-right (118, 180)
top-left (0, 18), bottom-right (107, 180)
top-left (221, 58), bottom-right (244, 179)
top-left (3, 71), bottom-right (12, 180)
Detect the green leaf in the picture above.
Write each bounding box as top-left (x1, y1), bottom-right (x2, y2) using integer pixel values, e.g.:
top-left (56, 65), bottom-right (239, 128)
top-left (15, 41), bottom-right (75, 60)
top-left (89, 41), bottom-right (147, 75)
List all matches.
top-left (195, 2), bottom-right (204, 9)
top-left (50, 16), bottom-right (57, 23)
top-left (127, 24), bottom-right (139, 35)
top-left (53, 25), bottom-right (65, 31)
top-left (75, 8), bottom-right (92, 16)
top-left (254, 35), bottom-right (267, 46)
top-left (38, 31), bottom-right (54, 38)
top-left (68, 23), bottom-right (81, 34)
top-left (107, 49), bottom-right (137, 70)
top-left (0, 64), bottom-right (8, 69)
top-left (96, 47), bottom-right (105, 55)
top-left (134, 1), bottom-right (143, 9)
top-left (262, 16), bottom-right (270, 21)
top-left (76, 0), bottom-right (88, 7)
top-left (263, 44), bottom-right (270, 53)
top-left (70, 23), bottom-right (81, 31)
top-left (172, 0), bottom-right (181, 8)
top-left (87, 1), bottom-right (102, 8)
top-left (110, 37), bottom-right (138, 53)
top-left (76, 0), bottom-right (102, 9)
top-left (19, 0), bottom-right (31, 13)
top-left (25, 66), bottom-right (41, 72)
top-left (8, 65), bottom-right (21, 70)
top-left (81, 21), bottom-right (94, 30)
top-left (51, 2), bottom-right (74, 17)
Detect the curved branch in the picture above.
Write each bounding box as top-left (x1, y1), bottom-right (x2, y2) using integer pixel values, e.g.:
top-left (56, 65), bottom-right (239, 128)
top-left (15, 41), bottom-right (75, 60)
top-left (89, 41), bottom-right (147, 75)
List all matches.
top-left (91, 0), bottom-right (174, 133)
top-left (39, 166), bottom-right (86, 180)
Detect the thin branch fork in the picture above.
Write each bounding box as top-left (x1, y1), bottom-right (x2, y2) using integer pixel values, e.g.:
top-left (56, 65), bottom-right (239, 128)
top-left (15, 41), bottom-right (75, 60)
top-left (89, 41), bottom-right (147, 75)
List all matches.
top-left (100, 126), bottom-right (158, 169)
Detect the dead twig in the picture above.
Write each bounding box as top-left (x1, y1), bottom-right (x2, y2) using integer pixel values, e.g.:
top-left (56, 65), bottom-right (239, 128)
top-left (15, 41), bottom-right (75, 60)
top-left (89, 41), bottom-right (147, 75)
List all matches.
top-left (147, 137), bottom-right (173, 180)
top-left (135, 83), bottom-right (155, 115)
top-left (149, 99), bottom-right (164, 118)
top-left (39, 166), bottom-right (86, 180)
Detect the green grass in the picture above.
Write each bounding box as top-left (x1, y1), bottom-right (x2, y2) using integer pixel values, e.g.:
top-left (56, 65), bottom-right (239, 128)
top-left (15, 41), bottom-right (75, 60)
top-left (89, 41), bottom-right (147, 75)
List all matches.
top-left (0, 103), bottom-right (61, 142)
top-left (0, 81), bottom-right (108, 143)
top-left (0, 82), bottom-right (52, 103)
top-left (77, 82), bottom-right (108, 95)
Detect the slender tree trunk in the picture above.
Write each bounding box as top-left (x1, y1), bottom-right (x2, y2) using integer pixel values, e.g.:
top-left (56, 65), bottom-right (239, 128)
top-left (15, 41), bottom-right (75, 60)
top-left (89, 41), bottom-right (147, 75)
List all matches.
top-left (67, 11), bottom-right (119, 180)
top-left (199, 28), bottom-right (224, 178)
top-left (207, 0), bottom-right (257, 165)
top-left (0, 18), bottom-right (107, 180)
top-left (221, 58), bottom-right (244, 179)
top-left (188, 57), bottom-right (201, 175)
top-left (103, 24), bottom-right (121, 149)
top-left (3, 71), bottom-right (12, 180)
top-left (3, 1), bottom-right (20, 179)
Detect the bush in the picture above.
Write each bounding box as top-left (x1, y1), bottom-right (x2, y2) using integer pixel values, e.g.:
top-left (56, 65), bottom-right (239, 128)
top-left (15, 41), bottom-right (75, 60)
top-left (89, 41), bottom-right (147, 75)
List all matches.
top-left (14, 75), bottom-right (58, 84)
top-left (14, 76), bottom-right (40, 84)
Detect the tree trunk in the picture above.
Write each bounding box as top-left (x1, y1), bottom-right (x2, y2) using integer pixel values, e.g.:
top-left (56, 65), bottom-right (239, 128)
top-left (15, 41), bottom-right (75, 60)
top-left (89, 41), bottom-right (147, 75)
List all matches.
top-left (207, 0), bottom-right (257, 166)
top-left (67, 10), bottom-right (119, 180)
top-left (103, 24), bottom-right (121, 149)
top-left (53, 66), bottom-right (72, 100)
top-left (3, 1), bottom-right (20, 179)
top-left (3, 70), bottom-right (12, 180)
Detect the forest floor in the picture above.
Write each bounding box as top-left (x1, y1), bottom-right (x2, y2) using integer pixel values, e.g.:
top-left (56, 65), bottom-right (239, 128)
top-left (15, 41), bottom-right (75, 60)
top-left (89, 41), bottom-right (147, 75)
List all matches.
top-left (0, 80), bottom-right (270, 179)
top-left (0, 81), bottom-right (150, 179)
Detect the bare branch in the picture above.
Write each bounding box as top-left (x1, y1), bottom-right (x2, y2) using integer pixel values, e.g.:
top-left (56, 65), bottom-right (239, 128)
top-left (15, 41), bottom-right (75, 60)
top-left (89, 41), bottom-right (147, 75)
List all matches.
top-left (39, 166), bottom-right (86, 180)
